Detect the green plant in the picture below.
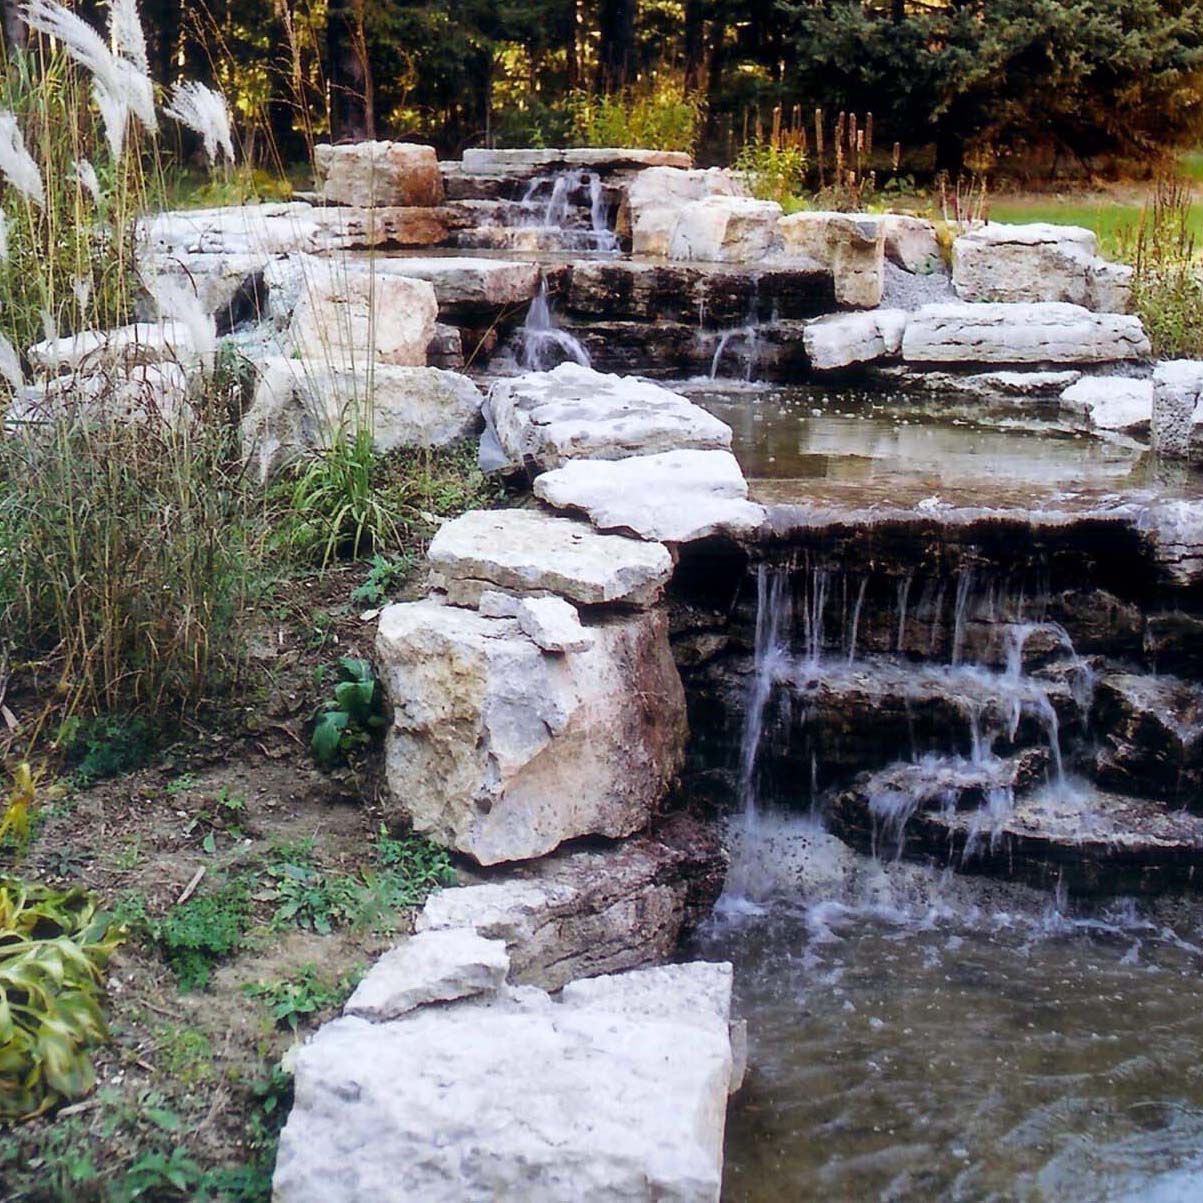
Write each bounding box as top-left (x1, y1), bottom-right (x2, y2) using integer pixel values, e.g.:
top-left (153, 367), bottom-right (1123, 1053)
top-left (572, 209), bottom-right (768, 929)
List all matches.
top-left (263, 854), bottom-right (364, 935)
top-left (736, 138), bottom-right (808, 207)
top-left (152, 878), bottom-right (251, 991)
top-left (276, 429), bottom-right (399, 566)
top-left (156, 1025), bottom-right (216, 1085)
top-left (0, 878), bottom-right (125, 1118)
top-left (567, 81), bottom-right (703, 153)
top-left (351, 553), bottom-right (415, 606)
top-left (59, 715), bottom-right (161, 786)
top-left (1125, 175), bottom-right (1203, 359)
top-left (244, 962), bottom-right (363, 1032)
top-left (311, 656), bottom-right (386, 770)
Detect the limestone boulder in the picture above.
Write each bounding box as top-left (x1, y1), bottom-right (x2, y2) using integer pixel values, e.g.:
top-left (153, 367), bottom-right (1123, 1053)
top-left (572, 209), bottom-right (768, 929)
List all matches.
top-left (953, 223), bottom-right (1098, 305)
top-left (534, 449), bottom-right (767, 544)
top-left (373, 256), bottom-right (540, 315)
top-left (779, 211), bottom-right (885, 308)
top-left (1059, 376), bottom-right (1153, 436)
top-left (344, 929), bottom-right (509, 1021)
top-left (1152, 360), bottom-right (1203, 460)
top-left (623, 166), bottom-right (747, 256)
top-left (1142, 499), bottom-right (1203, 588)
top-left (483, 362), bottom-right (733, 473)
top-left (242, 358), bottom-right (482, 479)
top-left (273, 961), bottom-right (735, 1203)
top-left (901, 302), bottom-right (1151, 366)
top-left (140, 202), bottom-right (323, 257)
top-left (881, 214), bottom-right (943, 275)
top-left (427, 508), bottom-right (673, 608)
top-left (314, 141), bottom-right (444, 208)
top-left (418, 816), bottom-right (727, 990)
top-left (375, 600), bottom-right (687, 864)
top-left (1088, 260), bottom-right (1134, 314)
top-left (669, 196), bottom-right (783, 264)
top-left (27, 321), bottom-right (207, 376)
top-left (10, 363), bottom-right (192, 427)
top-left (804, 309), bottom-right (908, 371)
top-left (286, 257), bottom-right (438, 367)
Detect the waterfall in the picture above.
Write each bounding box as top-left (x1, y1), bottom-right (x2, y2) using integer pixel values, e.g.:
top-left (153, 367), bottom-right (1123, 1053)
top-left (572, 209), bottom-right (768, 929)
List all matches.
top-left (520, 278), bottom-right (592, 372)
top-left (710, 277), bottom-right (763, 381)
top-left (737, 564), bottom-right (793, 817)
top-left (520, 169), bottom-right (619, 253)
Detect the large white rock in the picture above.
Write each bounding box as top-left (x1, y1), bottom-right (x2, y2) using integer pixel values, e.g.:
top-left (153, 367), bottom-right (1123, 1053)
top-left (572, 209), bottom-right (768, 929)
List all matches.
top-left (779, 211), bottom-right (885, 308)
top-left (427, 508), bottom-right (673, 608)
top-left (376, 600), bottom-right (687, 864)
top-left (624, 167), bottom-right (747, 256)
top-left (1059, 376), bottom-right (1153, 436)
top-left (273, 961), bottom-right (735, 1203)
top-left (314, 141), bottom-right (444, 207)
top-left (27, 321), bottom-right (206, 376)
top-left (343, 929), bottom-right (509, 1021)
top-left (484, 363), bottom-right (733, 473)
top-left (372, 256), bottom-right (540, 312)
top-left (242, 358), bottom-right (483, 479)
top-left (804, 309), bottom-right (907, 371)
top-left (952, 222), bottom-right (1132, 313)
top-left (669, 196), bottom-right (782, 264)
top-left (1152, 360), bottom-right (1203, 459)
top-left (9, 363), bottom-right (192, 427)
top-left (881, 214), bottom-right (943, 275)
top-left (954, 223), bottom-right (1098, 305)
top-left (534, 449), bottom-right (767, 544)
top-left (901, 302), bottom-right (1151, 366)
top-left (287, 257), bottom-right (438, 367)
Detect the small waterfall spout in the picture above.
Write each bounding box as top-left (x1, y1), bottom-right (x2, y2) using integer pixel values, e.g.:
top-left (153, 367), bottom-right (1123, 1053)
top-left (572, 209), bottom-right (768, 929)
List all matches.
top-left (520, 278), bottom-right (592, 372)
top-left (710, 277), bottom-right (764, 381)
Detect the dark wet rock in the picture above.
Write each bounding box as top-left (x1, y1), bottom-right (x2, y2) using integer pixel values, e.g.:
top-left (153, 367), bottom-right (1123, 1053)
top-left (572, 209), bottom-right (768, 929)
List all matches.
top-left (564, 260), bottom-right (834, 327)
top-left (1046, 589), bottom-right (1145, 657)
top-left (831, 760), bottom-right (1203, 895)
top-left (1145, 612), bottom-right (1203, 677)
top-left (1091, 673), bottom-right (1203, 806)
top-left (417, 815), bottom-right (727, 992)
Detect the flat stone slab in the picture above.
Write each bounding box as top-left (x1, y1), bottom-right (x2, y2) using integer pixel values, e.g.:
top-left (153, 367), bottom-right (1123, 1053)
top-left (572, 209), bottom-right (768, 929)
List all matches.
top-left (374, 256), bottom-right (540, 312)
top-left (344, 929), bottom-right (509, 1021)
top-left (804, 309), bottom-right (907, 371)
top-left (902, 302), bottom-right (1151, 366)
top-left (427, 508), bottom-right (673, 607)
top-left (484, 363), bottom-right (733, 473)
top-left (534, 449), bottom-right (767, 544)
top-left (1059, 375), bottom-right (1152, 436)
top-left (273, 961), bottom-right (735, 1203)
top-left (461, 147), bottom-right (692, 177)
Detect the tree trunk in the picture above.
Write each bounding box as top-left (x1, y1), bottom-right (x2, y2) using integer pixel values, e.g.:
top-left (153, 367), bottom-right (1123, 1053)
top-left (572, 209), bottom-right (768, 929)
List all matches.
top-left (684, 1), bottom-right (705, 93)
top-left (597, 0), bottom-right (636, 92)
top-left (327, 0), bottom-right (373, 142)
top-left (566, 0), bottom-right (580, 92)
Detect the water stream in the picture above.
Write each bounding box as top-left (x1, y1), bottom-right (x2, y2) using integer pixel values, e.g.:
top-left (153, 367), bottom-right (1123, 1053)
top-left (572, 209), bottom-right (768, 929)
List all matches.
top-left (519, 277), bottom-right (592, 372)
top-left (682, 383), bottom-right (1203, 1201)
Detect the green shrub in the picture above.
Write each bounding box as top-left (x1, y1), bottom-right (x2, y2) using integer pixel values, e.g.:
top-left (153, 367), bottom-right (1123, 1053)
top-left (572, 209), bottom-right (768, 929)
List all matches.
top-left (567, 82), bottom-right (703, 153)
top-left (0, 878), bottom-right (125, 1118)
top-left (311, 657), bottom-right (387, 770)
top-left (735, 139), bottom-right (808, 208)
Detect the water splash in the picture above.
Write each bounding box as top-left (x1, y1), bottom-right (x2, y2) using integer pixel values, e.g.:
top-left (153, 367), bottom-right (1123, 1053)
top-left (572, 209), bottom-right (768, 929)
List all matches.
top-left (520, 278), bottom-right (591, 372)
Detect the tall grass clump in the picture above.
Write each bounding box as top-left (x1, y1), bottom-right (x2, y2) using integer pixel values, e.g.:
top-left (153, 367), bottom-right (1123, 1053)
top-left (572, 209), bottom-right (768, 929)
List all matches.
top-left (1125, 175), bottom-right (1203, 360)
top-left (568, 81), bottom-right (703, 153)
top-left (0, 1), bottom-right (262, 725)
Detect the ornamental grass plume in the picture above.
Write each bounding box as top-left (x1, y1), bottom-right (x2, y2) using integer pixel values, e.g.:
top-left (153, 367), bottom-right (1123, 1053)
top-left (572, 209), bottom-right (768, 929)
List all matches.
top-left (0, 112), bottom-right (43, 205)
top-left (164, 80), bottom-right (236, 167)
top-left (21, 0), bottom-right (156, 159)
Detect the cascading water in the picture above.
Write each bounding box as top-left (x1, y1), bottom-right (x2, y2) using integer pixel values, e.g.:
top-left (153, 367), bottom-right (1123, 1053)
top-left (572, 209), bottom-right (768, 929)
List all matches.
top-left (520, 278), bottom-right (592, 372)
top-left (519, 168), bottom-right (619, 253)
top-left (709, 276), bottom-right (763, 381)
